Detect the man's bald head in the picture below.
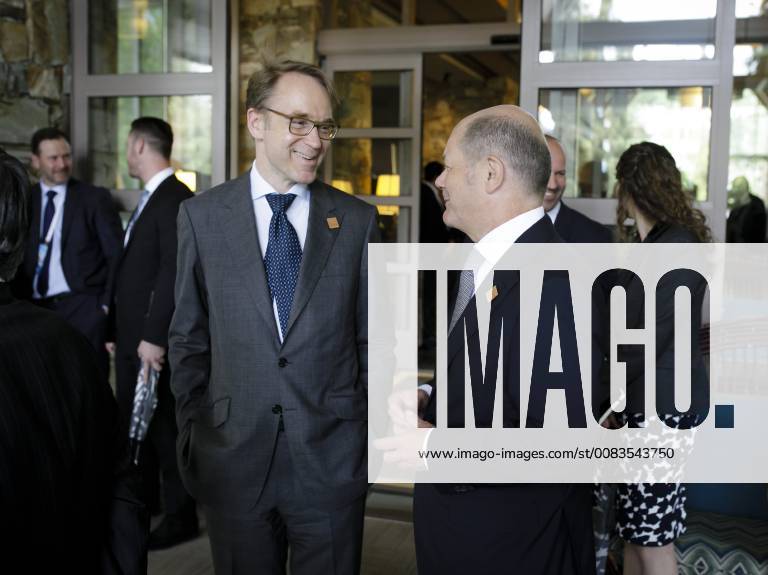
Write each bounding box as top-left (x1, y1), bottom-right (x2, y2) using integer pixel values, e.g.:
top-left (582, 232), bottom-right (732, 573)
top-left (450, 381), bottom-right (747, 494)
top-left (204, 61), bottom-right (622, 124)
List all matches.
top-left (457, 105), bottom-right (551, 199)
top-left (436, 105), bottom-right (552, 240)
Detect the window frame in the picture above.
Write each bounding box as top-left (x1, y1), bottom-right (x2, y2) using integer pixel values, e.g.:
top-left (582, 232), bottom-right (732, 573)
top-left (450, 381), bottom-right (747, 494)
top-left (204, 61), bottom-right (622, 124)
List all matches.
top-left (71, 0), bottom-right (229, 197)
top-left (520, 0), bottom-right (737, 239)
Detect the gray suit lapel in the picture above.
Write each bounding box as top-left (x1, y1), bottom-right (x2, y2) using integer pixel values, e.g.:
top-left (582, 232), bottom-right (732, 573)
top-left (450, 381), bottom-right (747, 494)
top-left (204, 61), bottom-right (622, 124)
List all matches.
top-left (221, 173), bottom-right (280, 340)
top-left (283, 181), bottom-right (340, 338)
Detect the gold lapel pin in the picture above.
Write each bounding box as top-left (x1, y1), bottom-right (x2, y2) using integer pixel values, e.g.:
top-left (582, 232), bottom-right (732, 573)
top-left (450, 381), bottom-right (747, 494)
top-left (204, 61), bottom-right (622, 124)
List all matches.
top-left (327, 216), bottom-right (339, 230)
top-left (487, 285), bottom-right (499, 302)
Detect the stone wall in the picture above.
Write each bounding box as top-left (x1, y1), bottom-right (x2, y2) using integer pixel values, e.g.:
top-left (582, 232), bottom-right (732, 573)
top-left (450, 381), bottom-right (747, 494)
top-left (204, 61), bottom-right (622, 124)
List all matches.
top-left (321, 0), bottom-right (374, 28)
top-left (0, 0), bottom-right (70, 162)
top-left (422, 75), bottom-right (518, 165)
top-left (237, 0), bottom-right (322, 173)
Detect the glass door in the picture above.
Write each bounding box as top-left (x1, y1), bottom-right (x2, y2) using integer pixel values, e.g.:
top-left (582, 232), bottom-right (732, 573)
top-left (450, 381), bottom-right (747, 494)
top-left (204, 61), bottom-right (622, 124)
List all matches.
top-left (323, 54), bottom-right (423, 242)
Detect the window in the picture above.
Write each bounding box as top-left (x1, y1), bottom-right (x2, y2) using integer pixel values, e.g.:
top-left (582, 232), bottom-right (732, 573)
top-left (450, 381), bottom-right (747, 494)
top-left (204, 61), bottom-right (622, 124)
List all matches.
top-left (541, 87), bottom-right (712, 201)
top-left (540, 0), bottom-right (717, 63)
top-left (72, 0), bottom-right (226, 207)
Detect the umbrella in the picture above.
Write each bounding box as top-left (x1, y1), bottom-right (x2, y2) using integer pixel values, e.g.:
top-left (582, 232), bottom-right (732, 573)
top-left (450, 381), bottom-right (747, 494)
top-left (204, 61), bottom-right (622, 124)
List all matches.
top-left (128, 365), bottom-right (160, 465)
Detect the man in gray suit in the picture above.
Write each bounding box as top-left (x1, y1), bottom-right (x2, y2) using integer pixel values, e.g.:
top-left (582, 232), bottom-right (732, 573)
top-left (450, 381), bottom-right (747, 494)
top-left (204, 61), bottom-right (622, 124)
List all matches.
top-left (169, 61), bottom-right (378, 574)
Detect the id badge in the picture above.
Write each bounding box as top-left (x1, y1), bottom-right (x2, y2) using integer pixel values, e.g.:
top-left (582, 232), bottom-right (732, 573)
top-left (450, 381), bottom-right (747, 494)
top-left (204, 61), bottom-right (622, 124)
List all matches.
top-left (35, 242), bottom-right (49, 274)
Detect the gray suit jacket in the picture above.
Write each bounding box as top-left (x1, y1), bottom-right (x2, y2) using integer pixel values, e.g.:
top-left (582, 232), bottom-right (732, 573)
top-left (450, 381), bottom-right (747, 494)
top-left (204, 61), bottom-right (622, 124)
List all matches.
top-left (169, 173), bottom-right (378, 514)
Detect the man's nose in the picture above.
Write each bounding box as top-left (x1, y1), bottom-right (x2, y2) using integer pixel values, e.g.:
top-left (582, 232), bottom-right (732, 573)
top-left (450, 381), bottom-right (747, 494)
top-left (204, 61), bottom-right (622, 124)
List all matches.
top-left (547, 173), bottom-right (556, 190)
top-left (305, 125), bottom-right (323, 148)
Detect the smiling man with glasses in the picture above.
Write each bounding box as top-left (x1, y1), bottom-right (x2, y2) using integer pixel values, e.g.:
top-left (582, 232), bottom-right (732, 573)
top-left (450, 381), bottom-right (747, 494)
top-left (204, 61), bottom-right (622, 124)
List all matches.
top-left (169, 60), bottom-right (378, 575)
top-left (263, 107), bottom-right (339, 141)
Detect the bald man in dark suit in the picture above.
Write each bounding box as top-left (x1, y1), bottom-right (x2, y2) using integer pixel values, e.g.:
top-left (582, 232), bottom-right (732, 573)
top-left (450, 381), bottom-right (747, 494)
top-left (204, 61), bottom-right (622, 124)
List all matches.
top-left (544, 135), bottom-right (612, 244)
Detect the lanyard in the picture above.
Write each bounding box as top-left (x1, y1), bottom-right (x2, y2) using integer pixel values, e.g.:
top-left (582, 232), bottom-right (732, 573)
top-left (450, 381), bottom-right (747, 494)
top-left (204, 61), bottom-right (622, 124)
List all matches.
top-left (35, 199), bottom-right (61, 277)
top-left (43, 205), bottom-right (61, 245)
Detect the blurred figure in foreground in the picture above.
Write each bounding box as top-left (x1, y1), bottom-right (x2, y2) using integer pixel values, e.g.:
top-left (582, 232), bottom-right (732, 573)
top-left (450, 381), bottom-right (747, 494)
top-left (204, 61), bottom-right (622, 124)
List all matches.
top-left (0, 149), bottom-right (147, 573)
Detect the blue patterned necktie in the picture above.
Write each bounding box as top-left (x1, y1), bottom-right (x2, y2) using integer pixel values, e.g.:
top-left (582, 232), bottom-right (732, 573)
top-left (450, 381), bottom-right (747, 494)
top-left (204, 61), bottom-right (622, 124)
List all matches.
top-left (36, 190), bottom-right (57, 297)
top-left (264, 193), bottom-right (302, 338)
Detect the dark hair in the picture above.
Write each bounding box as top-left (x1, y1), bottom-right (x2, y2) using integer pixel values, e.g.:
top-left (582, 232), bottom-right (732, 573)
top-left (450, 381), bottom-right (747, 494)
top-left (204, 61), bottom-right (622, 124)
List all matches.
top-left (461, 114), bottom-right (551, 197)
top-left (31, 127), bottom-right (69, 155)
top-left (130, 117), bottom-right (173, 160)
top-left (246, 60), bottom-right (337, 112)
top-left (616, 142), bottom-right (711, 242)
top-left (0, 150), bottom-right (30, 281)
top-left (424, 161), bottom-right (443, 182)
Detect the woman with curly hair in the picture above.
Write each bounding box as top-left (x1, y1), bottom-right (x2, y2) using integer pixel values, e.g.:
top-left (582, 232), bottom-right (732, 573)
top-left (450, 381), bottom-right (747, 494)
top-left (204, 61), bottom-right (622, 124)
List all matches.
top-left (616, 142), bottom-right (711, 244)
top-left (612, 141), bottom-right (710, 575)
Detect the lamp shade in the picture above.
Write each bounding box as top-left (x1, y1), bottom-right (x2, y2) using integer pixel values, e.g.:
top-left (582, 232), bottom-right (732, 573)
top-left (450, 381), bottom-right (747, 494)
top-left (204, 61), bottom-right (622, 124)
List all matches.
top-left (332, 179), bottom-right (354, 194)
top-left (375, 174), bottom-right (400, 197)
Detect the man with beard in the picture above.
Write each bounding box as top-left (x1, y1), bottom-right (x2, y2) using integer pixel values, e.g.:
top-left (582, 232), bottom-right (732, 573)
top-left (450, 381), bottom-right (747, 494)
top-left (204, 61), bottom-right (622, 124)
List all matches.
top-left (12, 127), bottom-right (123, 376)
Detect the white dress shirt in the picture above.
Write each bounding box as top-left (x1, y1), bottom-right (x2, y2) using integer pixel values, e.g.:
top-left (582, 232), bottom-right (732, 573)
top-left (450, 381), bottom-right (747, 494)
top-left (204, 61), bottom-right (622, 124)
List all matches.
top-left (35, 182), bottom-right (70, 298)
top-left (421, 206), bottom-right (546, 398)
top-left (471, 206), bottom-right (546, 291)
top-left (546, 200), bottom-right (562, 224)
top-left (249, 161), bottom-right (310, 340)
top-left (124, 167), bottom-right (175, 247)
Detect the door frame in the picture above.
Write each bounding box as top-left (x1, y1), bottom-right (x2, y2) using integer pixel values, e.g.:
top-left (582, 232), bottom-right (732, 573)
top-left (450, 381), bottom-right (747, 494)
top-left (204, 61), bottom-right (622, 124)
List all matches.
top-left (323, 53), bottom-right (423, 242)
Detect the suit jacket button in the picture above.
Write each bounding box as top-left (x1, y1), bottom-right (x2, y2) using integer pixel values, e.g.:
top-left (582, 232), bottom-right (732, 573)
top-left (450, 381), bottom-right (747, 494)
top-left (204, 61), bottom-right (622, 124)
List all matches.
top-left (278, 357), bottom-right (288, 368)
top-left (271, 404), bottom-right (282, 414)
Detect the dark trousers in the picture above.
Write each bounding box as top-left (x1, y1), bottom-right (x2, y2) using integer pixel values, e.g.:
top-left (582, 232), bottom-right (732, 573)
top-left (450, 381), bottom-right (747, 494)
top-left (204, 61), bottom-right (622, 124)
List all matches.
top-left (115, 354), bottom-right (196, 520)
top-left (36, 292), bottom-right (109, 378)
top-left (205, 432), bottom-right (366, 575)
top-left (414, 483), bottom-right (596, 575)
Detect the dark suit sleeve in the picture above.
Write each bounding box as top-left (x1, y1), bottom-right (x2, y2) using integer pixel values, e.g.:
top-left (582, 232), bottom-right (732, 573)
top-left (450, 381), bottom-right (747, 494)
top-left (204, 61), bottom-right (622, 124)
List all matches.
top-left (357, 206), bottom-right (380, 397)
top-left (92, 187), bottom-right (124, 309)
top-left (168, 202), bottom-right (209, 429)
top-left (141, 194), bottom-right (183, 348)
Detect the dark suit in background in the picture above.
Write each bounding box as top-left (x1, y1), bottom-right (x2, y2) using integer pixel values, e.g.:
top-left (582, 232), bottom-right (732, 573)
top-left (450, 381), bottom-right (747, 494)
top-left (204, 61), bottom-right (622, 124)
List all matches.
top-left (553, 200), bottom-right (613, 243)
top-left (12, 178), bottom-right (123, 373)
top-left (0, 282), bottom-right (146, 573)
top-left (417, 216), bottom-right (596, 575)
top-left (112, 174), bottom-right (195, 526)
top-left (726, 193), bottom-right (766, 242)
top-left (420, 180), bottom-right (450, 243)
top-left (599, 222), bottom-right (708, 419)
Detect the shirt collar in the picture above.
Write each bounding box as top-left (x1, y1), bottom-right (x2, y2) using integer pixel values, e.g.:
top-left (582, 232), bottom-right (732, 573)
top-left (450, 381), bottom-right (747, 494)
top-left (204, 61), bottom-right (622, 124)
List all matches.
top-left (249, 161), bottom-right (309, 201)
top-left (40, 181), bottom-right (67, 196)
top-left (475, 206), bottom-right (545, 267)
top-left (143, 167), bottom-right (175, 194)
top-left (546, 200), bottom-right (562, 223)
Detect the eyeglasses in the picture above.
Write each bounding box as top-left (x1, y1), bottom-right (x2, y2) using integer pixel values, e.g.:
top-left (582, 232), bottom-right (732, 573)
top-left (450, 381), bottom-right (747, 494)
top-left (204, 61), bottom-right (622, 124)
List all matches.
top-left (264, 107), bottom-right (339, 141)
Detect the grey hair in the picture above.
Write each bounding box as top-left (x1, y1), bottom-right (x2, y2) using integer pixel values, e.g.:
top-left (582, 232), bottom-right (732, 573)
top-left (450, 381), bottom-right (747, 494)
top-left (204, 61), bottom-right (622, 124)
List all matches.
top-left (461, 114), bottom-right (551, 197)
top-left (246, 60), bottom-right (337, 111)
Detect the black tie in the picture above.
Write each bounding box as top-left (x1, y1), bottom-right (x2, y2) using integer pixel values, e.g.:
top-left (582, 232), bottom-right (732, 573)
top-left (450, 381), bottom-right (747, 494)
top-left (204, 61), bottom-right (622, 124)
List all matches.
top-left (36, 190), bottom-right (57, 297)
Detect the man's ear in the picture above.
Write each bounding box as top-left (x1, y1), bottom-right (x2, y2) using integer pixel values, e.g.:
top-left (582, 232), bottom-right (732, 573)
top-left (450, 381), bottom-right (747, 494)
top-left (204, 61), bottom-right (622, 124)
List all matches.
top-left (246, 108), bottom-right (265, 141)
top-left (484, 155), bottom-right (504, 194)
top-left (30, 154), bottom-right (40, 171)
